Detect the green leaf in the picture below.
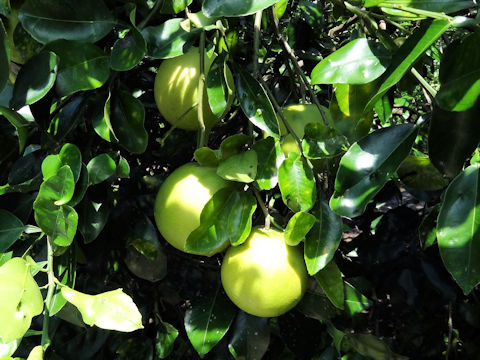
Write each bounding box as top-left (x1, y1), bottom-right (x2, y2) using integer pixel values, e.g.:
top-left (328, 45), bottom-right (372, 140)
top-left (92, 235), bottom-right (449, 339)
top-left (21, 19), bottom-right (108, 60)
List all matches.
top-left (285, 212), bottom-right (316, 246)
top-left (10, 51), bottom-right (57, 110)
top-left (203, 0), bottom-right (280, 17)
top-left (184, 286), bottom-right (236, 357)
top-left (0, 210), bottom-right (24, 253)
top-left (48, 94), bottom-right (86, 140)
top-left (78, 192), bottom-right (110, 244)
top-left (234, 66), bottom-right (279, 138)
top-left (346, 333), bottom-right (408, 360)
top-left (206, 52), bottom-right (230, 117)
top-left (217, 150), bottom-right (257, 183)
top-left (43, 40), bottom-right (110, 97)
top-left (41, 143), bottom-right (82, 183)
top-left (155, 320), bottom-right (178, 359)
top-left (194, 147), bottom-right (221, 167)
top-left (330, 82), bottom-right (376, 142)
top-left (0, 337), bottom-right (19, 358)
top-left (304, 199), bottom-right (343, 275)
top-left (26, 345), bottom-right (44, 360)
top-left (0, 21), bottom-right (9, 93)
top-left (344, 282), bottom-right (371, 316)
top-left (297, 282), bottom-right (338, 321)
top-left (437, 164), bottom-right (480, 295)
top-left (278, 152), bottom-right (316, 213)
top-left (18, 0), bottom-right (115, 44)
top-left (49, 246), bottom-right (76, 316)
top-left (364, 19), bottom-right (450, 112)
top-left (428, 102), bottom-right (480, 178)
top-left (0, 257), bottom-right (43, 343)
top-left (228, 311), bottom-right (270, 360)
top-left (301, 123), bottom-right (348, 159)
top-left (86, 153), bottom-right (116, 185)
top-left (110, 27), bottom-right (146, 71)
top-left (219, 134), bottom-right (250, 160)
top-left (330, 124), bottom-right (417, 217)
top-left (185, 188), bottom-right (257, 252)
top-left (141, 19), bottom-right (199, 59)
top-left (0, 107), bottom-right (30, 154)
top-left (107, 88), bottom-right (148, 154)
top-left (436, 31), bottom-right (480, 112)
top-left (68, 164), bottom-right (89, 207)
top-left (311, 39), bottom-right (390, 85)
top-left (8, 150), bottom-right (43, 186)
top-left (160, 0), bottom-right (193, 14)
top-left (314, 260), bottom-right (344, 309)
top-left (376, 0), bottom-right (473, 16)
top-left (419, 204), bottom-right (439, 250)
top-left (61, 286), bottom-right (143, 332)
top-left (252, 137), bottom-right (284, 191)
top-left (33, 165), bottom-right (78, 246)
top-left (397, 155), bottom-right (448, 190)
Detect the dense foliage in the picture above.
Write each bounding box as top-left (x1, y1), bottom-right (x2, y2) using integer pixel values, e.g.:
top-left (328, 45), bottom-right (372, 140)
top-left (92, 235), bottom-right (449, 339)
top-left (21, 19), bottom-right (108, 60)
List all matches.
top-left (0, 0), bottom-right (479, 359)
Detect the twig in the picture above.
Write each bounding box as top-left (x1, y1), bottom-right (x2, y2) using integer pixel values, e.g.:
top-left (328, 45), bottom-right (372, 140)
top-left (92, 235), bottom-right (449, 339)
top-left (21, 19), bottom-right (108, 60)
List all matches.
top-left (328, 15), bottom-right (358, 37)
top-left (138, 0), bottom-right (164, 30)
top-left (41, 238), bottom-right (56, 350)
top-left (253, 187), bottom-right (271, 230)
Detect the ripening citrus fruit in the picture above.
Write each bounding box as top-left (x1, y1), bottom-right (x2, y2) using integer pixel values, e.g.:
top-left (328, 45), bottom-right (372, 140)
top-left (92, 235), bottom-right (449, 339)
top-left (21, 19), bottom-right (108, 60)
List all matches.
top-left (154, 163), bottom-right (232, 256)
top-left (221, 228), bottom-right (308, 317)
top-left (278, 103), bottom-right (329, 156)
top-left (154, 47), bottom-right (234, 131)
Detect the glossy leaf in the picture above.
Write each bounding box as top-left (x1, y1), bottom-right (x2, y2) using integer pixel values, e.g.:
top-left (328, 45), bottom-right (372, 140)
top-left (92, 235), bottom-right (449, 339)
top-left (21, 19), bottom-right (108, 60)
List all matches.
top-left (0, 21), bottom-right (8, 93)
top-left (436, 31), bottom-right (480, 112)
top-left (234, 66), bottom-right (279, 138)
top-left (437, 165), bottom-right (480, 295)
top-left (311, 38), bottom-right (390, 85)
top-left (397, 155), bottom-right (448, 190)
top-left (18, 0), bottom-right (114, 44)
top-left (110, 27), bottom-right (146, 71)
top-left (330, 82), bottom-right (376, 142)
top-left (219, 134), bottom-right (250, 160)
top-left (186, 188), bottom-right (257, 252)
top-left (86, 153), bottom-right (116, 185)
top-left (184, 286), bottom-right (236, 356)
top-left (107, 89), bottom-right (148, 154)
top-left (0, 258), bottom-right (43, 343)
top-left (252, 137), bottom-right (284, 190)
top-left (285, 211), bottom-right (316, 246)
top-left (194, 147), bottom-right (221, 166)
top-left (0, 210), bottom-right (24, 253)
top-left (228, 311), bottom-right (270, 360)
top-left (48, 94), bottom-right (86, 140)
top-left (160, 0), bottom-right (193, 14)
top-left (428, 102), bottom-right (480, 178)
top-left (33, 166), bottom-right (78, 246)
top-left (419, 204), bottom-right (439, 250)
top-left (43, 40), bottom-right (110, 97)
top-left (330, 124), bottom-right (417, 217)
top-left (10, 51), bottom-right (57, 110)
top-left (304, 199), bottom-right (343, 275)
top-left (0, 107), bottom-right (30, 154)
top-left (377, 0), bottom-right (473, 17)
top-left (314, 260), bottom-right (344, 309)
top-left (344, 282), bottom-right (371, 316)
top-left (141, 19), bottom-right (199, 59)
top-left (217, 150), bottom-right (257, 183)
top-left (364, 19), bottom-right (450, 112)
top-left (8, 150), bottom-right (43, 186)
top-left (302, 123), bottom-right (347, 159)
top-left (69, 164), bottom-right (89, 207)
top-left (61, 286), bottom-right (143, 332)
top-left (42, 143), bottom-right (82, 183)
top-left (278, 152), bottom-right (316, 213)
top-left (155, 320), bottom-right (178, 359)
top-left (78, 192), bottom-right (110, 244)
top-left (203, 0), bottom-right (279, 17)
top-left (297, 282), bottom-right (338, 321)
top-left (206, 52), bottom-right (229, 117)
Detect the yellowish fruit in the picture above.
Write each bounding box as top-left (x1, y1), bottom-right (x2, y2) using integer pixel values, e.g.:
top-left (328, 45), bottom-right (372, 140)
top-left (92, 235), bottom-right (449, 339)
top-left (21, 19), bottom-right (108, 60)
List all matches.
top-left (278, 103), bottom-right (329, 156)
top-left (154, 163), bottom-right (231, 255)
top-left (154, 47), bottom-right (234, 131)
top-left (221, 228), bottom-right (308, 317)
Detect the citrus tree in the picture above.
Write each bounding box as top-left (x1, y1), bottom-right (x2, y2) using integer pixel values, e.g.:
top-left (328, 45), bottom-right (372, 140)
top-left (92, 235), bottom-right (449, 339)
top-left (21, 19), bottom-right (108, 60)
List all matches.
top-left (0, 0), bottom-right (479, 359)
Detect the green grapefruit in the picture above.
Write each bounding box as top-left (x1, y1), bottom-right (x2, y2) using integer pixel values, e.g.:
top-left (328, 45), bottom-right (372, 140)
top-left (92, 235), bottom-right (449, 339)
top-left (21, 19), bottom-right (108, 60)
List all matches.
top-left (154, 163), bottom-right (231, 256)
top-left (221, 228), bottom-right (308, 317)
top-left (154, 47), bottom-right (234, 131)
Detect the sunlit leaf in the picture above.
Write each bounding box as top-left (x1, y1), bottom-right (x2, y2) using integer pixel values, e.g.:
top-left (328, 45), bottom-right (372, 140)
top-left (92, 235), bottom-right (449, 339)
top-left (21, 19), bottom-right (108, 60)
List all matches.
top-left (285, 211), bottom-right (316, 246)
top-left (203, 0), bottom-right (280, 17)
top-left (217, 150), bottom-right (257, 183)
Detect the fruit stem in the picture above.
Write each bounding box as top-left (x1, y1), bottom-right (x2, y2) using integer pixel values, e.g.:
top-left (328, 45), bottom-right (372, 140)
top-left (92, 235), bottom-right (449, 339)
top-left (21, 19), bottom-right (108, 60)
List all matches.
top-left (41, 237), bottom-right (56, 350)
top-left (253, 187), bottom-right (271, 230)
top-left (270, 8), bottom-right (330, 127)
top-left (197, 31), bottom-right (207, 148)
